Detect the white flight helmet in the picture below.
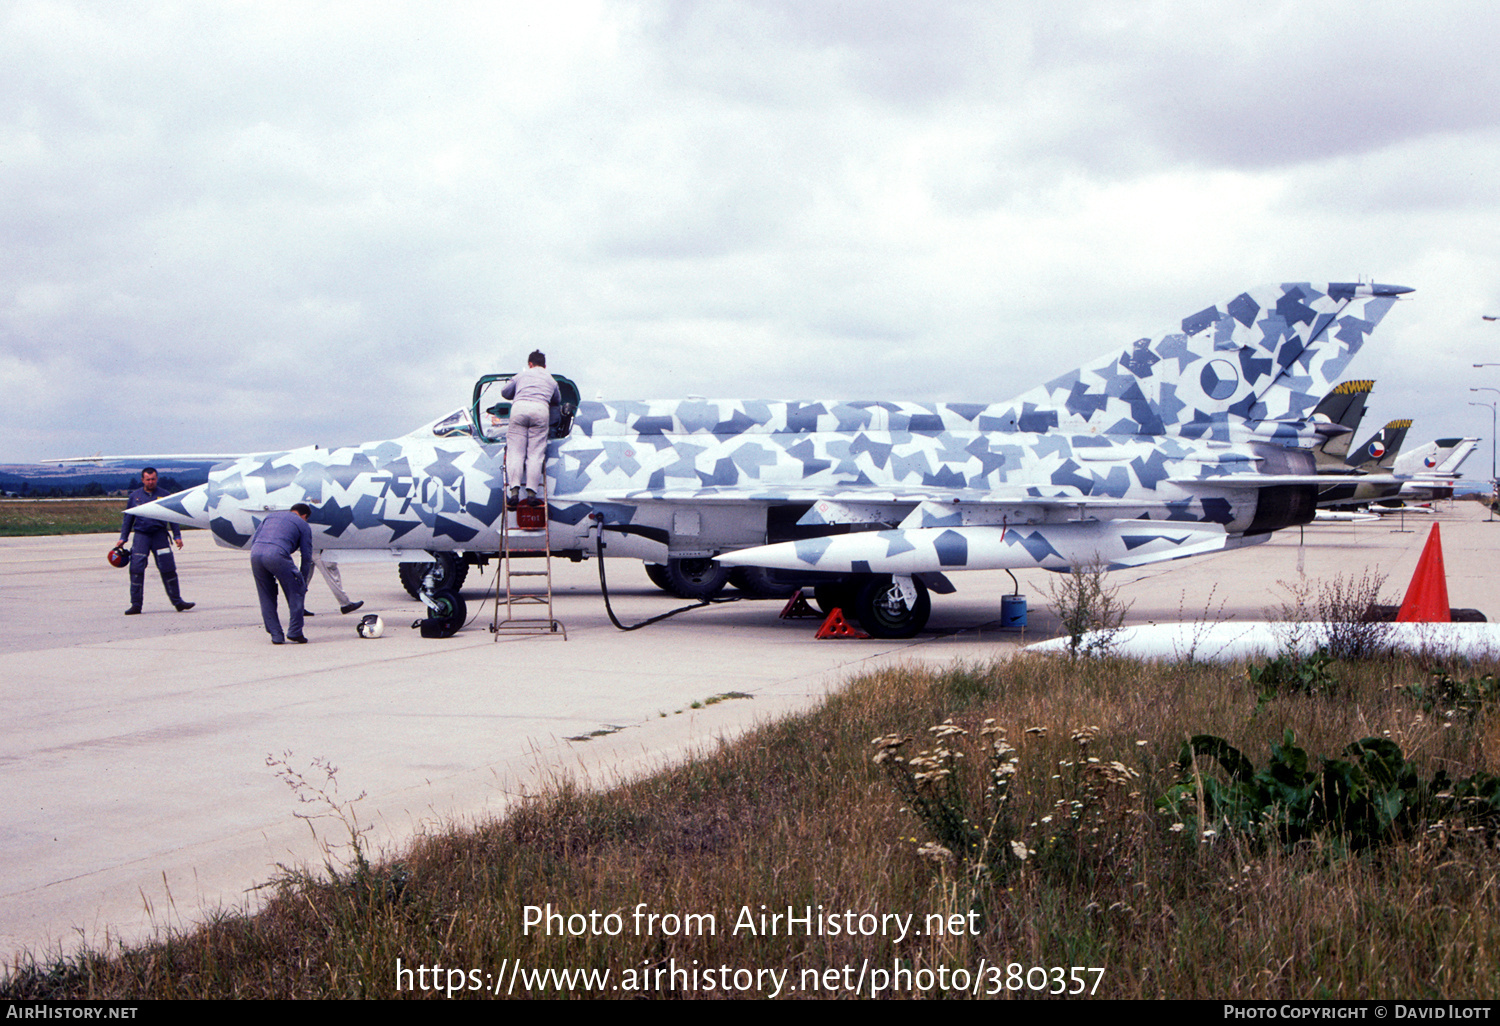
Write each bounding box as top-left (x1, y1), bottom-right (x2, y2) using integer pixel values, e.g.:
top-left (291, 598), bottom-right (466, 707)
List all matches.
top-left (356, 614), bottom-right (385, 639)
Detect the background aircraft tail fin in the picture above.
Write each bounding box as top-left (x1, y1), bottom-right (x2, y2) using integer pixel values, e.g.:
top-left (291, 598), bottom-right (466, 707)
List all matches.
top-left (1347, 419), bottom-right (1413, 471)
top-left (1310, 379), bottom-right (1374, 468)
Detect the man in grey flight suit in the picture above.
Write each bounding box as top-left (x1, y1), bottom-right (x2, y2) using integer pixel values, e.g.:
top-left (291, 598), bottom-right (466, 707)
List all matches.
top-left (250, 503), bottom-right (314, 645)
top-left (500, 350), bottom-right (561, 507)
top-left (115, 466), bottom-right (193, 615)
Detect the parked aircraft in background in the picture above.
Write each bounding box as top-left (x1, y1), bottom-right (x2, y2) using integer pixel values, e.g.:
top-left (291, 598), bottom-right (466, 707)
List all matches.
top-left (125, 281), bottom-right (1411, 637)
top-left (1348, 419), bottom-right (1412, 472)
top-left (1315, 428), bottom-right (1479, 510)
top-left (1393, 437), bottom-right (1480, 502)
top-left (1297, 382), bottom-right (1476, 509)
top-left (1317, 419), bottom-right (1410, 508)
top-left (1308, 379), bottom-right (1374, 471)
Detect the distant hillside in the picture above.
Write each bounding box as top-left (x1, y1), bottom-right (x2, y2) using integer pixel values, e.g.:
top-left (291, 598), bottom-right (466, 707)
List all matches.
top-left (0, 462), bottom-right (213, 498)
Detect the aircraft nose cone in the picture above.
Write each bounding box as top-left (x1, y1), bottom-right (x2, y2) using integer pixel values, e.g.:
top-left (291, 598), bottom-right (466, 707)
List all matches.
top-left (130, 484), bottom-right (213, 529)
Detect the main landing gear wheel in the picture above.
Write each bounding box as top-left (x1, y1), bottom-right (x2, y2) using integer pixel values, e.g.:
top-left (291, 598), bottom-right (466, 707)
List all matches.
top-left (662, 557), bottom-right (730, 600)
top-left (399, 552), bottom-right (469, 599)
top-left (727, 565), bottom-right (798, 599)
top-left (854, 575), bottom-right (930, 639)
top-left (644, 562), bottom-right (674, 593)
top-left (813, 580), bottom-right (859, 616)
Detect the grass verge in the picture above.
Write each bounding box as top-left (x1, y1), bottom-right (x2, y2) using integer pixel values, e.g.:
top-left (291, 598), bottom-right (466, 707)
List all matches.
top-left (0, 499), bottom-right (127, 536)
top-left (6, 652), bottom-right (1500, 999)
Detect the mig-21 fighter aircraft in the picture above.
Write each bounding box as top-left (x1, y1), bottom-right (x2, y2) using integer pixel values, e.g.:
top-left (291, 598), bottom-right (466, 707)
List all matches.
top-left (128, 281), bottom-right (1411, 637)
top-left (1392, 436), bottom-right (1480, 502)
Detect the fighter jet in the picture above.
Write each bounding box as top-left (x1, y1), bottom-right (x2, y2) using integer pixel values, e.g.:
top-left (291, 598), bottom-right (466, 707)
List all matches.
top-left (1315, 426), bottom-right (1477, 510)
top-left (1308, 379), bottom-right (1374, 471)
top-left (128, 281), bottom-right (1411, 637)
top-left (1317, 418), bottom-right (1412, 509)
top-left (1347, 419), bottom-right (1412, 472)
top-left (1393, 436), bottom-right (1481, 502)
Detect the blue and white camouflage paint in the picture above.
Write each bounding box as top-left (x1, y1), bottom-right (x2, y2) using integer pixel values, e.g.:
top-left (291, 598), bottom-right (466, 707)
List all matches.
top-left (135, 282), bottom-right (1410, 609)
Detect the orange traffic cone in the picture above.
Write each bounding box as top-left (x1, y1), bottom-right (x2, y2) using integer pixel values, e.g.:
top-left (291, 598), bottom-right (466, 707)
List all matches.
top-left (815, 608), bottom-right (870, 639)
top-left (1396, 524), bottom-right (1451, 623)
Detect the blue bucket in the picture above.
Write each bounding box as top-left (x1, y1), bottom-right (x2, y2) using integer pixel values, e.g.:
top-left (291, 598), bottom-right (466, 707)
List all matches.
top-left (1000, 594), bottom-right (1027, 629)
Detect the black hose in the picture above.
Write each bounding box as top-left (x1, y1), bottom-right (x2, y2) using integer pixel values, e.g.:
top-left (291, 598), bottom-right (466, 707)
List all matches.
top-left (594, 531), bottom-right (738, 631)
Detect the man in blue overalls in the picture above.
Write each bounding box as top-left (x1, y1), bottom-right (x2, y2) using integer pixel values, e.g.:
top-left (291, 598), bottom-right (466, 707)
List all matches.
top-left (116, 466), bottom-right (194, 616)
top-left (250, 503), bottom-right (314, 644)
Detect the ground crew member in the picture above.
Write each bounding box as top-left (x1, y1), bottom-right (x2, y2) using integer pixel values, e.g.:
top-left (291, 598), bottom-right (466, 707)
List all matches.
top-left (501, 350), bottom-right (561, 507)
top-left (311, 551), bottom-right (363, 616)
top-left (250, 503), bottom-right (314, 644)
top-left (115, 466), bottom-right (193, 615)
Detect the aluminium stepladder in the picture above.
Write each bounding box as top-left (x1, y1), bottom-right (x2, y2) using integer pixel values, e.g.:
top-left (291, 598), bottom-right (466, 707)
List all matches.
top-left (491, 470), bottom-right (566, 639)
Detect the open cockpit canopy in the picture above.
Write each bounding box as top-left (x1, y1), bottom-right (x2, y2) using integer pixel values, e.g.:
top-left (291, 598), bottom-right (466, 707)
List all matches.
top-left (471, 373), bottom-right (581, 444)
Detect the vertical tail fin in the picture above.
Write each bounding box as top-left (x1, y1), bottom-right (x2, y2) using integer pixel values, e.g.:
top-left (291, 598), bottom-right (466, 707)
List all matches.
top-left (1394, 437), bottom-right (1480, 478)
top-left (1347, 419), bottom-right (1412, 471)
top-left (1008, 282), bottom-right (1411, 440)
top-left (1310, 379), bottom-right (1374, 469)
top-left (1435, 437), bottom-right (1481, 475)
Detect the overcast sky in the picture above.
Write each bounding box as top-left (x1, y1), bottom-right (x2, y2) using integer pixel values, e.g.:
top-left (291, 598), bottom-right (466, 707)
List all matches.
top-left (4, 0), bottom-right (1500, 467)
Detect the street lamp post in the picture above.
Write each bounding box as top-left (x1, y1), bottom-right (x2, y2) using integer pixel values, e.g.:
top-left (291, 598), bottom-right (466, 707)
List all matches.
top-left (1468, 396), bottom-right (1497, 522)
top-left (1477, 313), bottom-right (1500, 517)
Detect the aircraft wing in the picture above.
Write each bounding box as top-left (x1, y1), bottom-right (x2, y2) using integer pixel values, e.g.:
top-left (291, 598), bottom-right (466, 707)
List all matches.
top-left (42, 454), bottom-right (246, 465)
top-left (1167, 474), bottom-right (1402, 488)
top-left (601, 469), bottom-right (1396, 520)
top-left (597, 484), bottom-right (1153, 512)
top-left (597, 479), bottom-right (1283, 574)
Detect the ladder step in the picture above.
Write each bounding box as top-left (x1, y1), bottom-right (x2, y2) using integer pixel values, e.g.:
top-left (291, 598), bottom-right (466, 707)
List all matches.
top-left (508, 571), bottom-right (549, 577)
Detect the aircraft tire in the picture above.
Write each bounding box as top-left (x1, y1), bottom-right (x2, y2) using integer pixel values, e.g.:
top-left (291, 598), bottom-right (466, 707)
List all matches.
top-left (728, 565), bottom-right (798, 599)
top-left (644, 562), bottom-right (674, 593)
top-left (399, 552), bottom-right (469, 599)
top-left (427, 588), bottom-right (466, 637)
top-left (853, 575), bottom-right (930, 639)
top-left (813, 580), bottom-right (859, 615)
top-left (663, 557), bottom-right (730, 600)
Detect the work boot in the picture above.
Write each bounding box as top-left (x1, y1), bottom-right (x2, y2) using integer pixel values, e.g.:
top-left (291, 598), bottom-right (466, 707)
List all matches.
top-left (506, 487), bottom-right (519, 510)
top-left (175, 601), bottom-right (195, 612)
top-left (124, 606), bottom-right (142, 616)
top-left (524, 488), bottom-right (540, 506)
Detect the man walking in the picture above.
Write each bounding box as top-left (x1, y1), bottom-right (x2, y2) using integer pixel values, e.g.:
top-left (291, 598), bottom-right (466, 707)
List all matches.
top-left (312, 551), bottom-right (363, 615)
top-left (115, 466), bottom-right (193, 615)
top-left (250, 503), bottom-right (314, 645)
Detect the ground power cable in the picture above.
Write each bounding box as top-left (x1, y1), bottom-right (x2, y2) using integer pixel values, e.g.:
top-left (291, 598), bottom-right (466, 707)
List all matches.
top-left (594, 531), bottom-right (740, 631)
top-left (464, 559), bottom-right (500, 631)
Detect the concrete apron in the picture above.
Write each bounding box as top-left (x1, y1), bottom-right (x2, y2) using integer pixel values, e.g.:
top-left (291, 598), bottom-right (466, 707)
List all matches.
top-left (2, 499), bottom-right (1492, 961)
